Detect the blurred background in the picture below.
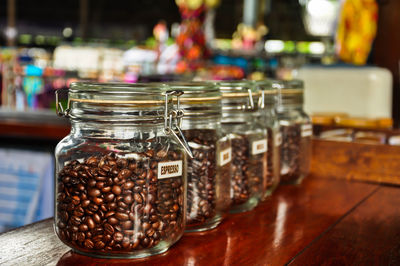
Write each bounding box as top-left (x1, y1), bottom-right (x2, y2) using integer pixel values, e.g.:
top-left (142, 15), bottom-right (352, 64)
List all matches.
top-left (0, 0), bottom-right (398, 232)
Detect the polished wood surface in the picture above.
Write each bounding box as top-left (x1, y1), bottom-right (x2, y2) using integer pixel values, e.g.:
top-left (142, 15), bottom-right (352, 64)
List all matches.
top-left (311, 138), bottom-right (400, 185)
top-left (290, 186), bottom-right (400, 265)
top-left (0, 120), bottom-right (70, 140)
top-left (0, 176), bottom-right (380, 265)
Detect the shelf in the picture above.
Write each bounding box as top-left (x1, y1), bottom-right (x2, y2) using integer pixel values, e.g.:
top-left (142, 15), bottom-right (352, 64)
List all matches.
top-left (0, 108), bottom-right (70, 140)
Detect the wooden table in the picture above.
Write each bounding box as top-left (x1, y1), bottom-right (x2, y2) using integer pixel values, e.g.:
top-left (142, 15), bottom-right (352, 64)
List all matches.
top-left (0, 175), bottom-right (398, 266)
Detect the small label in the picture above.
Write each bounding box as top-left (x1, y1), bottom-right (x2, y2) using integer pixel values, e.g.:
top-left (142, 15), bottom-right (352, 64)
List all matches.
top-left (252, 139), bottom-right (267, 155)
top-left (158, 160), bottom-right (182, 179)
top-left (301, 124), bottom-right (313, 137)
top-left (275, 132), bottom-right (282, 147)
top-left (219, 148), bottom-right (232, 166)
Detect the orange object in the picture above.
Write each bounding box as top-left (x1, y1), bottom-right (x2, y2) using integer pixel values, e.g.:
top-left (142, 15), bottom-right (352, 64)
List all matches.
top-left (336, 0), bottom-right (378, 65)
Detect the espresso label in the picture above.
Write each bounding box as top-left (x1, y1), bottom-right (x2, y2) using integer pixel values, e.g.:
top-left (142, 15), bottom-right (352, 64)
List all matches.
top-left (252, 139), bottom-right (267, 155)
top-left (301, 124), bottom-right (313, 137)
top-left (219, 148), bottom-right (232, 166)
top-left (275, 132), bottom-right (282, 147)
top-left (158, 160), bottom-right (182, 179)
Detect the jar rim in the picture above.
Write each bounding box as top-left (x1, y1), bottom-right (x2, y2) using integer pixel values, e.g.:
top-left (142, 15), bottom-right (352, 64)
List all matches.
top-left (70, 82), bottom-right (167, 95)
top-left (270, 79), bottom-right (304, 92)
top-left (68, 82), bottom-right (178, 105)
top-left (164, 81), bottom-right (222, 102)
top-left (216, 80), bottom-right (260, 99)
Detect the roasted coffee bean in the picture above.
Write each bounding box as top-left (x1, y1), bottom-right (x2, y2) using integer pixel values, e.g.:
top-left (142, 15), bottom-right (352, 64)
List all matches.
top-left (108, 216), bottom-right (119, 225)
top-left (113, 232), bottom-right (124, 242)
top-left (93, 213), bottom-right (101, 224)
top-left (84, 239), bottom-right (94, 249)
top-left (104, 223), bottom-right (114, 235)
top-left (79, 224), bottom-right (88, 232)
top-left (104, 193), bottom-right (115, 202)
top-left (123, 181), bottom-right (134, 190)
top-left (56, 152), bottom-right (184, 254)
top-left (118, 169), bottom-right (131, 180)
top-left (86, 217), bottom-right (95, 229)
top-left (112, 185), bottom-right (121, 195)
top-left (115, 212), bottom-right (129, 221)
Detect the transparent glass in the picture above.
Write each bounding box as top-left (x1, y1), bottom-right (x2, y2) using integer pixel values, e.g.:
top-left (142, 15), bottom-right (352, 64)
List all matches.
top-left (166, 82), bottom-right (231, 232)
top-left (218, 81), bottom-right (267, 213)
top-left (256, 86), bottom-right (281, 198)
top-left (276, 81), bottom-right (312, 185)
top-left (54, 82), bottom-right (187, 258)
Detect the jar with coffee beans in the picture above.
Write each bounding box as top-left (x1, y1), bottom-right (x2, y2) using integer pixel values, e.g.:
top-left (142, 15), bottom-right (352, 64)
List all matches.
top-left (254, 80), bottom-right (281, 199)
top-left (217, 80), bottom-right (267, 213)
top-left (166, 82), bottom-right (231, 232)
top-left (54, 82), bottom-right (191, 258)
top-left (275, 79), bottom-right (312, 184)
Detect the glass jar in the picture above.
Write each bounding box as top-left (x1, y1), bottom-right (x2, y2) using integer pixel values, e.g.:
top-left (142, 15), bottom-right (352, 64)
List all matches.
top-left (275, 79), bottom-right (312, 184)
top-left (165, 82), bottom-right (231, 232)
top-left (54, 82), bottom-right (190, 258)
top-left (218, 80), bottom-right (267, 213)
top-left (255, 80), bottom-right (281, 198)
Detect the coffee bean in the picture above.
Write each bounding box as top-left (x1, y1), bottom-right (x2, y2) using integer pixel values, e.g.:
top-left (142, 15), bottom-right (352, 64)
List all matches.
top-left (133, 193), bottom-right (142, 204)
top-left (122, 220), bottom-right (132, 230)
top-left (79, 224), bottom-right (88, 232)
top-left (88, 188), bottom-right (100, 198)
top-left (84, 239), bottom-right (94, 249)
top-left (81, 199), bottom-right (90, 208)
top-left (113, 232), bottom-right (124, 242)
top-left (123, 181), bottom-right (134, 190)
top-left (93, 213), bottom-right (101, 224)
top-left (118, 169), bottom-right (131, 180)
top-left (108, 216), bottom-right (119, 225)
top-left (86, 217), bottom-right (95, 229)
top-left (95, 241), bottom-right (105, 250)
top-left (115, 212), bottom-right (129, 221)
top-left (112, 185), bottom-right (121, 195)
top-left (77, 232), bottom-right (86, 242)
top-left (104, 223), bottom-right (114, 235)
top-left (71, 195), bottom-right (80, 205)
top-left (93, 197), bottom-right (103, 205)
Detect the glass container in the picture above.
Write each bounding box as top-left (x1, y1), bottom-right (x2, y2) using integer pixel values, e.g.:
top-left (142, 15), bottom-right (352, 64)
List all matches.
top-left (275, 80), bottom-right (312, 184)
top-left (54, 82), bottom-right (190, 258)
top-left (218, 80), bottom-right (267, 213)
top-left (166, 82), bottom-right (231, 232)
top-left (255, 80), bottom-right (281, 198)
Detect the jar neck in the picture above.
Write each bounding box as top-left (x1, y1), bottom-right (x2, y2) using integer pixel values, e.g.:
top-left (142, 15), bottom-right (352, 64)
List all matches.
top-left (276, 103), bottom-right (303, 112)
top-left (70, 120), bottom-right (166, 140)
top-left (181, 115), bottom-right (220, 129)
top-left (276, 93), bottom-right (303, 112)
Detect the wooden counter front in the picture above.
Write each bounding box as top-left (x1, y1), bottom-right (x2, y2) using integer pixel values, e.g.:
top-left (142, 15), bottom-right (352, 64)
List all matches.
top-left (2, 176), bottom-right (395, 265)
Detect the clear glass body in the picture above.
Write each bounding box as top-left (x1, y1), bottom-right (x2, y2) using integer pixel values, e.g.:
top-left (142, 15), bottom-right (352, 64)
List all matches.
top-left (277, 103), bottom-right (312, 185)
top-left (218, 81), bottom-right (267, 213)
top-left (165, 81), bottom-right (231, 232)
top-left (54, 83), bottom-right (187, 258)
top-left (258, 100), bottom-right (281, 198)
top-left (181, 120), bottom-right (231, 232)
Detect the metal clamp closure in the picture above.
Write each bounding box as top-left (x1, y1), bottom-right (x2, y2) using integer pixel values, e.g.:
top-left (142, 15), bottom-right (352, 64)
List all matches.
top-left (247, 88), bottom-right (255, 110)
top-left (259, 89), bottom-right (265, 109)
top-left (163, 90), bottom-right (194, 158)
top-left (55, 88), bottom-right (70, 117)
